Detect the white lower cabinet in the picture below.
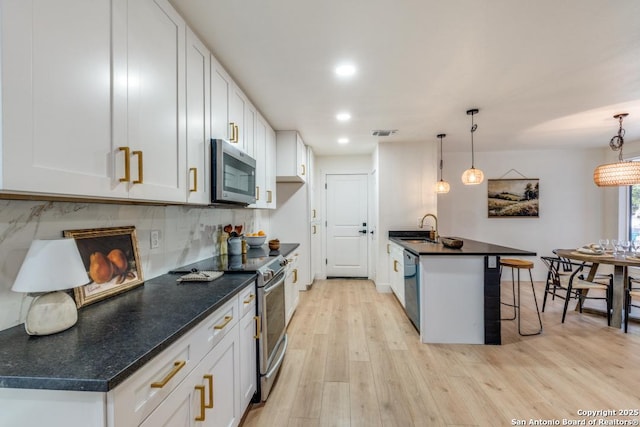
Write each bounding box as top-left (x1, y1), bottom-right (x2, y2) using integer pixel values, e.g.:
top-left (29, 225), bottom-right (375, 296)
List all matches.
top-left (284, 251), bottom-right (300, 326)
top-left (0, 283), bottom-right (258, 427)
top-left (388, 242), bottom-right (405, 307)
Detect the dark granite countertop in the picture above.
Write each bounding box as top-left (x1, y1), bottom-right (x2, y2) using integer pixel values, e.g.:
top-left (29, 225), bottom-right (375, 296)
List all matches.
top-left (389, 231), bottom-right (535, 257)
top-left (0, 242), bottom-right (299, 393)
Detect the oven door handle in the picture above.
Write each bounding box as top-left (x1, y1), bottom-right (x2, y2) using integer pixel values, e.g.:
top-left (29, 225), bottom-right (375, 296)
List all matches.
top-left (263, 271), bottom-right (286, 294)
top-left (264, 334), bottom-right (288, 380)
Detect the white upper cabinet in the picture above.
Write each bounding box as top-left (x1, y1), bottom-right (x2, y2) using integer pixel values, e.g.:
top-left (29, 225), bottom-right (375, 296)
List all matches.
top-left (253, 115), bottom-right (268, 209)
top-left (113, 0), bottom-right (187, 203)
top-left (265, 126), bottom-right (277, 208)
top-left (0, 0), bottom-right (119, 198)
top-left (185, 28), bottom-right (211, 205)
top-left (276, 130), bottom-right (307, 183)
top-left (210, 55), bottom-right (232, 142)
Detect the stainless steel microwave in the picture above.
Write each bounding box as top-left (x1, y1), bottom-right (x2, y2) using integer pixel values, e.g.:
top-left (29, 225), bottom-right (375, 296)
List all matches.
top-left (211, 139), bottom-right (256, 205)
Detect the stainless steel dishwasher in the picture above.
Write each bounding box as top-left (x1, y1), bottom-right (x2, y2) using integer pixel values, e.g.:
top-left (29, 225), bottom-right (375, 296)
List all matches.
top-left (403, 250), bottom-right (420, 332)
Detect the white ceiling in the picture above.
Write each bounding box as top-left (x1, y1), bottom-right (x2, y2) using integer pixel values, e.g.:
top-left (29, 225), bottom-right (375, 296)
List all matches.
top-left (170, 0), bottom-right (640, 156)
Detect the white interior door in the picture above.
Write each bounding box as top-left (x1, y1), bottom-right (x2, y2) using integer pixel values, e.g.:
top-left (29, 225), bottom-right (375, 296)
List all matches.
top-left (326, 174), bottom-right (369, 277)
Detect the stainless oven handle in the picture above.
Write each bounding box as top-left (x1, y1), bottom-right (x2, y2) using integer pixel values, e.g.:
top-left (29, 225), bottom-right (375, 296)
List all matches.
top-left (264, 334), bottom-right (288, 380)
top-left (263, 271), bottom-right (286, 294)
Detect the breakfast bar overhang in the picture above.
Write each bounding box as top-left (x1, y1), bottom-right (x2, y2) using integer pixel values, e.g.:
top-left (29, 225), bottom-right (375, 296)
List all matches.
top-left (390, 234), bottom-right (536, 345)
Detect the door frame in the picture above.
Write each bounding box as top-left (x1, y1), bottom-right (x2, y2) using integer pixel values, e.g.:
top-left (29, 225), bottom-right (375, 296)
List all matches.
top-left (319, 166), bottom-right (373, 280)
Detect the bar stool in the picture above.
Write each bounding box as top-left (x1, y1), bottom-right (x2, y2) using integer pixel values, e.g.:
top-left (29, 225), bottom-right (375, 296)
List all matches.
top-left (500, 258), bottom-right (543, 336)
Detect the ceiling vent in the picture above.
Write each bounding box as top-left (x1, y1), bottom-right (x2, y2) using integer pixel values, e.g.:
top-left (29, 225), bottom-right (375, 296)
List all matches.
top-left (371, 129), bottom-right (398, 137)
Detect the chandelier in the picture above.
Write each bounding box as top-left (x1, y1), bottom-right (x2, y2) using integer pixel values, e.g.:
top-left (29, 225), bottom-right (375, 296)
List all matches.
top-left (593, 113), bottom-right (640, 187)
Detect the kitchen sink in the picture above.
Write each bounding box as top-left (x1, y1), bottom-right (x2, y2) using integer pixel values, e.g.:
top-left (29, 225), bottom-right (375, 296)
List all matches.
top-left (400, 238), bottom-right (436, 244)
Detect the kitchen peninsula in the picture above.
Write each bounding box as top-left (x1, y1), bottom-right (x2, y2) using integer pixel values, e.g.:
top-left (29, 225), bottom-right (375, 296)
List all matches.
top-left (389, 231), bottom-right (536, 345)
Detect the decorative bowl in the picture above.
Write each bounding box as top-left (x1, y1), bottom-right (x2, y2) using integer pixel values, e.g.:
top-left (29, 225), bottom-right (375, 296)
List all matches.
top-left (441, 237), bottom-right (464, 249)
top-left (245, 235), bottom-right (266, 248)
top-left (268, 239), bottom-right (280, 250)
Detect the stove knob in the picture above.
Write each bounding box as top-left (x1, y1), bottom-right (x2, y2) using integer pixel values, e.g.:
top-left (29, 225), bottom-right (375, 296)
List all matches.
top-left (280, 259), bottom-right (288, 267)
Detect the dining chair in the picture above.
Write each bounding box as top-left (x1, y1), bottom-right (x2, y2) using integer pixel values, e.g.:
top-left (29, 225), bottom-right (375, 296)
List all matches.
top-left (625, 276), bottom-right (640, 333)
top-left (540, 256), bottom-right (613, 324)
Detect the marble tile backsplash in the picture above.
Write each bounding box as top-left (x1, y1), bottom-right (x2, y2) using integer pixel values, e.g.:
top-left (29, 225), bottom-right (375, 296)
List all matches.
top-left (0, 199), bottom-right (268, 332)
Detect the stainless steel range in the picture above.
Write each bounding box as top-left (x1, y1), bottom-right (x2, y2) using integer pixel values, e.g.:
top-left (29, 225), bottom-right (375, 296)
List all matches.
top-left (255, 255), bottom-right (288, 401)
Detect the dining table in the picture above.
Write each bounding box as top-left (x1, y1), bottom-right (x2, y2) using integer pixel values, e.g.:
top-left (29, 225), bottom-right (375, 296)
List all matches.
top-left (554, 248), bottom-right (640, 328)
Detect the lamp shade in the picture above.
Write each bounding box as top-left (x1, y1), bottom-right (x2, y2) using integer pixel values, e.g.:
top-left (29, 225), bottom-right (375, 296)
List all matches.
top-left (593, 161), bottom-right (640, 187)
top-left (435, 180), bottom-right (450, 194)
top-left (461, 167), bottom-right (484, 185)
top-left (12, 239), bottom-right (89, 293)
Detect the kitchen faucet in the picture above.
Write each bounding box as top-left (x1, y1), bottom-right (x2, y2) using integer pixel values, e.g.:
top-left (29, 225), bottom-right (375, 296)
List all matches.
top-left (419, 213), bottom-right (438, 240)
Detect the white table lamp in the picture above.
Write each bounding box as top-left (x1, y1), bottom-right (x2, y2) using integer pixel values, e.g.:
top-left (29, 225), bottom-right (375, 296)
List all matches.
top-left (11, 239), bottom-right (89, 336)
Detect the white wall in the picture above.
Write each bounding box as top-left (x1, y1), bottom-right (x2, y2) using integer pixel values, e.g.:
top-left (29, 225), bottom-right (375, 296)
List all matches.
top-left (376, 140), bottom-right (438, 287)
top-left (438, 147), bottom-right (611, 280)
top-left (0, 200), bottom-right (265, 331)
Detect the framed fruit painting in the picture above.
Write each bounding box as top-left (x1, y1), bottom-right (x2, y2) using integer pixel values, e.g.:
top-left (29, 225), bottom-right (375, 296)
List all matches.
top-left (63, 226), bottom-right (143, 308)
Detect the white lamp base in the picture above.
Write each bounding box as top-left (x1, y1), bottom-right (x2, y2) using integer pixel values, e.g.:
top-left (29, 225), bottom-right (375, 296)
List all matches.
top-left (25, 291), bottom-right (78, 336)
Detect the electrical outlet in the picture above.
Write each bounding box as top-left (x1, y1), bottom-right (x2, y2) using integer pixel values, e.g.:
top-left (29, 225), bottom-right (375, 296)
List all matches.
top-left (150, 230), bottom-right (160, 249)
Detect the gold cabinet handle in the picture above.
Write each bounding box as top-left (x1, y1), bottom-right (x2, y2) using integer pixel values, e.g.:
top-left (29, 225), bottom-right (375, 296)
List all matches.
top-left (244, 294), bottom-right (255, 304)
top-left (195, 384), bottom-right (206, 421)
top-left (213, 315), bottom-right (233, 330)
top-left (150, 360), bottom-right (186, 388)
top-left (387, 244), bottom-right (390, 254)
top-left (118, 147), bottom-right (130, 182)
top-left (235, 124), bottom-right (239, 142)
top-left (293, 268), bottom-right (298, 284)
top-left (132, 150), bottom-right (143, 184)
top-left (312, 209), bottom-right (316, 219)
top-left (301, 164), bottom-right (306, 176)
top-left (267, 190), bottom-right (273, 204)
top-left (189, 167), bottom-right (198, 192)
top-left (254, 315), bottom-right (261, 339)
top-left (229, 122), bottom-right (236, 142)
top-left (204, 374), bottom-right (213, 409)
top-left (312, 225), bottom-right (317, 234)
top-left (393, 260), bottom-right (399, 272)
top-left (256, 186), bottom-right (260, 201)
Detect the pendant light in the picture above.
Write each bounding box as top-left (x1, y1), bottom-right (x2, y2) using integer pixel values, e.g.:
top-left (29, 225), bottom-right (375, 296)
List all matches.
top-left (593, 113), bottom-right (640, 187)
top-left (435, 133), bottom-right (450, 193)
top-left (461, 108), bottom-right (484, 185)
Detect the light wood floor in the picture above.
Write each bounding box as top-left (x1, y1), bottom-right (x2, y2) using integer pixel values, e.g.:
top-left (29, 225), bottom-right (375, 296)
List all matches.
top-left (241, 279), bottom-right (640, 427)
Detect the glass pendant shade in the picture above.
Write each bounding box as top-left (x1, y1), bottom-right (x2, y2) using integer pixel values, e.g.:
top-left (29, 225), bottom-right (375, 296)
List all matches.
top-left (593, 113), bottom-right (640, 187)
top-left (461, 167), bottom-right (484, 185)
top-left (435, 133), bottom-right (450, 194)
top-left (462, 108), bottom-right (484, 185)
top-left (593, 161), bottom-right (640, 187)
top-left (435, 179), bottom-right (450, 193)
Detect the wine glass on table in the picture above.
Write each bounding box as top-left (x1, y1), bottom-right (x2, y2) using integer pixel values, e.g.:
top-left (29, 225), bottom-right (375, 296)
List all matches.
top-left (611, 239), bottom-right (619, 257)
top-left (598, 238), bottom-right (609, 253)
top-left (621, 240), bottom-right (631, 258)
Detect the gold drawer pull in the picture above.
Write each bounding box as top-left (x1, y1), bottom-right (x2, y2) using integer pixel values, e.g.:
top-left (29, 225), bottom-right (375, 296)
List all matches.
top-left (393, 260), bottom-right (399, 272)
top-left (189, 167), bottom-right (198, 192)
top-left (254, 315), bottom-right (261, 339)
top-left (150, 360), bottom-right (186, 388)
top-left (204, 374), bottom-right (214, 409)
top-left (132, 150), bottom-right (143, 184)
top-left (267, 190), bottom-right (273, 203)
top-left (243, 294), bottom-right (255, 304)
top-left (195, 385), bottom-right (206, 421)
top-left (301, 164), bottom-right (306, 176)
top-left (118, 147), bottom-right (130, 182)
top-left (214, 315), bottom-right (233, 330)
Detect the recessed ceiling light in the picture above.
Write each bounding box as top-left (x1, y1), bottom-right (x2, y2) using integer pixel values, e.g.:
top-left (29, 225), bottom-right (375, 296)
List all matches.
top-left (338, 138), bottom-right (349, 144)
top-left (335, 63), bottom-right (356, 77)
top-left (336, 112), bottom-right (351, 122)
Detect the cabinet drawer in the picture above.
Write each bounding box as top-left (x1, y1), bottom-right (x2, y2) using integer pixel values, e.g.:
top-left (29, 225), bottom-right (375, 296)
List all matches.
top-left (109, 327), bottom-right (199, 427)
top-left (193, 295), bottom-right (240, 356)
top-left (238, 282), bottom-right (257, 318)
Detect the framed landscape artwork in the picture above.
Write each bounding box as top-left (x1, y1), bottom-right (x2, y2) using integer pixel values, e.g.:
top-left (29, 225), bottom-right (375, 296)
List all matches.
top-left (488, 178), bottom-right (539, 218)
top-left (63, 226), bottom-right (144, 308)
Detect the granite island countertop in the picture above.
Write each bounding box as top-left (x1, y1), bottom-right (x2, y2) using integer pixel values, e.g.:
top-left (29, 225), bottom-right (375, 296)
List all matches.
top-left (389, 231), bottom-right (535, 257)
top-left (0, 243), bottom-right (299, 392)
